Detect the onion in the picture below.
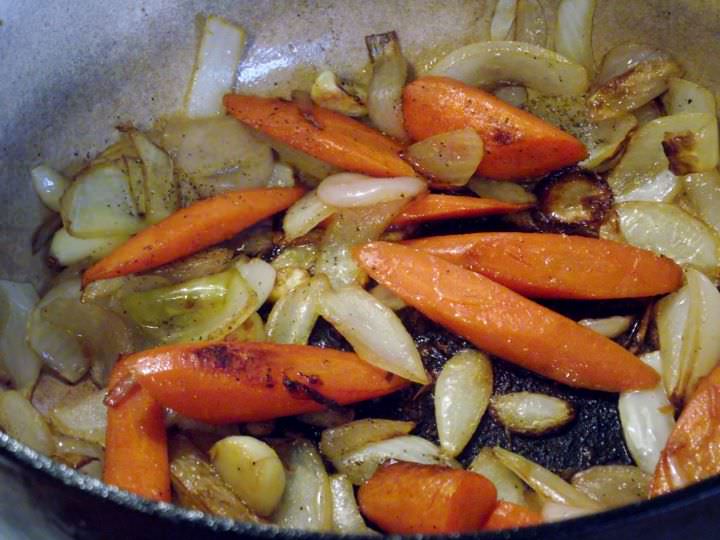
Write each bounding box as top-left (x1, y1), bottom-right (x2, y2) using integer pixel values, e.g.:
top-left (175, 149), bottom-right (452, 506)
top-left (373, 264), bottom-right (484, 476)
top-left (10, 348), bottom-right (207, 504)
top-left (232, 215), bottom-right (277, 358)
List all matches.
top-left (404, 129), bottom-right (484, 186)
top-left (578, 315), bottom-right (633, 338)
top-left (30, 374), bottom-right (97, 419)
top-left (663, 78), bottom-right (716, 116)
top-left (298, 408), bottom-right (354, 429)
top-left (0, 281), bottom-right (41, 395)
top-left (370, 284), bottom-right (406, 311)
top-left (310, 71), bottom-right (367, 117)
top-left (468, 178), bottom-right (537, 205)
top-left (272, 245), bottom-right (318, 272)
top-left (317, 173), bottom-right (426, 208)
top-left (491, 0), bottom-right (518, 41)
top-left (430, 41), bottom-right (588, 96)
top-left (329, 474), bottom-right (378, 534)
top-left (266, 275), bottom-right (328, 345)
top-left (268, 267), bottom-right (311, 303)
top-left (78, 460), bottom-right (103, 479)
top-left (32, 213), bottom-right (63, 255)
top-left (318, 285), bottom-right (428, 384)
top-left (129, 130), bottom-right (177, 224)
top-left (618, 352), bottom-right (674, 473)
top-left (224, 312), bottom-right (266, 342)
top-left (54, 435), bottom-right (104, 461)
top-left (271, 439), bottom-right (333, 531)
top-left (49, 389), bottom-right (107, 446)
top-left (634, 101), bottom-right (663, 127)
top-left (616, 202), bottom-right (719, 275)
top-left (491, 392), bottom-right (574, 436)
top-left (516, 0), bottom-right (547, 46)
top-left (123, 156), bottom-right (146, 215)
top-left (153, 248), bottom-right (234, 284)
top-left (365, 31), bottom-right (408, 140)
top-left (493, 85), bottom-right (528, 108)
top-left (493, 447), bottom-right (602, 509)
top-left (50, 228), bottom-right (127, 267)
top-left (683, 171), bottom-right (720, 235)
top-left (0, 390), bottom-right (54, 455)
top-left (236, 258), bottom-right (276, 310)
top-left (555, 0), bottom-right (596, 75)
top-left (580, 114), bottom-right (637, 170)
top-left (319, 418), bottom-right (416, 466)
top-left (267, 162), bottom-right (295, 188)
top-left (253, 131), bottom-right (339, 183)
top-left (542, 502), bottom-right (595, 522)
top-left (185, 16), bottom-right (246, 118)
top-left (283, 190), bottom-right (336, 242)
top-left (572, 465), bottom-right (650, 508)
top-left (435, 350), bottom-right (492, 457)
top-left (31, 165), bottom-right (70, 212)
top-left (469, 447), bottom-right (528, 505)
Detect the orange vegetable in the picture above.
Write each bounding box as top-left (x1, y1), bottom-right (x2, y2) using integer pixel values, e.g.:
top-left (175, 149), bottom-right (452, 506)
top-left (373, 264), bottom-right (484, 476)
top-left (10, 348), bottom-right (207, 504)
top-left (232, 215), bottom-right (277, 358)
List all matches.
top-left (483, 501), bottom-right (543, 531)
top-left (391, 195), bottom-right (531, 226)
top-left (123, 341), bottom-right (408, 424)
top-left (357, 462), bottom-right (497, 534)
top-left (403, 77), bottom-right (587, 179)
top-left (103, 357), bottom-right (170, 502)
top-left (406, 232), bottom-right (683, 299)
top-left (355, 242), bottom-right (659, 392)
top-left (651, 365), bottom-right (720, 496)
top-left (223, 94), bottom-right (415, 178)
top-left (83, 187), bottom-right (303, 286)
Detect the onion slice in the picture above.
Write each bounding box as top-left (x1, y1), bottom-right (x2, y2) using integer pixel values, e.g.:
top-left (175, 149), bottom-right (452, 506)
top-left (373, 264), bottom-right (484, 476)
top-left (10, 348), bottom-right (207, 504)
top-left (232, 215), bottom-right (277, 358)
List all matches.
top-left (129, 130), bottom-right (178, 224)
top-left (491, 392), bottom-right (574, 436)
top-left (683, 170), bottom-right (720, 235)
top-left (311, 71), bottom-right (367, 118)
top-left (580, 114), bottom-right (637, 170)
top-left (0, 390), bottom-right (54, 455)
top-left (555, 0), bottom-right (596, 75)
top-left (663, 78), bottom-right (716, 116)
top-left (329, 474), bottom-right (378, 534)
top-left (0, 280), bottom-right (41, 396)
top-left (31, 165), bottom-right (70, 212)
top-left (266, 275), bottom-right (329, 345)
top-left (516, 0), bottom-right (547, 46)
top-left (366, 32), bottom-right (408, 140)
top-left (468, 178), bottom-right (537, 205)
top-left (49, 389), bottom-right (107, 446)
top-left (404, 129), bottom-right (484, 186)
top-left (571, 465), bottom-right (650, 508)
top-left (578, 315), bottom-right (633, 338)
top-left (319, 418), bottom-right (415, 466)
top-left (50, 228), bottom-right (127, 267)
top-left (468, 447), bottom-right (528, 505)
top-left (542, 502), bottom-right (594, 522)
top-left (283, 190), bottom-right (336, 242)
top-left (491, 0), bottom-right (518, 41)
top-left (317, 173), bottom-right (426, 208)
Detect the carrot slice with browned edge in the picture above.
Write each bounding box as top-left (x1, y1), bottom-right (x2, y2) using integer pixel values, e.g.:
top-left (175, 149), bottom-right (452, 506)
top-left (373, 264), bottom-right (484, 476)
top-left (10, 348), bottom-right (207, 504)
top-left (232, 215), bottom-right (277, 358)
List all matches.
top-left (104, 357), bottom-right (170, 502)
top-left (83, 187), bottom-right (304, 286)
top-left (403, 77), bottom-right (587, 179)
top-left (223, 94), bottom-right (416, 178)
top-left (390, 195), bottom-right (531, 226)
top-left (651, 365), bottom-right (720, 496)
top-left (406, 232), bottom-right (683, 299)
top-left (483, 501), bottom-right (543, 531)
top-left (355, 242), bottom-right (659, 392)
top-left (123, 341), bottom-right (408, 424)
top-left (357, 462), bottom-right (497, 534)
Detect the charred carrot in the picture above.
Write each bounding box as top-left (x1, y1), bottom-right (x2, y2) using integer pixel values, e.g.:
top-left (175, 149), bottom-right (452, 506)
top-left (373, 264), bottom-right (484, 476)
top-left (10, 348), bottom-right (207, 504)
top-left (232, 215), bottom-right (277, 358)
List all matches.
top-left (121, 341), bottom-right (408, 424)
top-left (483, 501), bottom-right (543, 531)
top-left (357, 462), bottom-right (497, 534)
top-left (223, 94), bottom-right (415, 178)
top-left (403, 77), bottom-right (587, 179)
top-left (406, 232), bottom-right (683, 299)
top-left (83, 187), bottom-right (303, 285)
top-left (651, 365), bottom-right (720, 496)
top-left (355, 242), bottom-right (659, 392)
top-left (103, 357), bottom-right (170, 502)
top-left (390, 195), bottom-right (531, 226)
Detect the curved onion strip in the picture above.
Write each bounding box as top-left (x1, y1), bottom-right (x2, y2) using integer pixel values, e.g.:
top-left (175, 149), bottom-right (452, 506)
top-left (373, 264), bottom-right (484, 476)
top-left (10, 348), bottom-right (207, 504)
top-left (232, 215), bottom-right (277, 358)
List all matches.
top-left (580, 114), bottom-right (637, 170)
top-left (311, 71), bottom-right (367, 118)
top-left (435, 350), bottom-right (492, 457)
top-left (224, 312), bottom-right (266, 342)
top-left (494, 85), bottom-right (528, 108)
top-left (329, 474), bottom-right (378, 534)
top-left (555, 0), bottom-right (596, 74)
top-left (663, 78), bottom-right (716, 116)
top-left (268, 267), bottom-right (311, 303)
top-left (542, 502), bottom-right (595, 522)
top-left (430, 41), bottom-right (588, 96)
top-left (272, 245), bottom-right (318, 272)
top-left (370, 284), bottom-right (406, 311)
top-left (317, 173), bottom-right (426, 208)
top-left (594, 43), bottom-right (662, 86)
top-left (49, 389), bottom-right (107, 446)
top-left (684, 171), bottom-right (720, 235)
top-left (571, 465), bottom-right (649, 508)
top-left (0, 281), bottom-right (41, 395)
top-left (516, 0), bottom-right (547, 46)
top-left (490, 0), bottom-right (518, 41)
top-left (491, 392), bottom-right (574, 436)
top-left (469, 447), bottom-right (528, 505)
top-left (320, 418), bottom-right (415, 466)
top-left (54, 435), bottom-right (104, 461)
top-left (154, 248), bottom-right (234, 285)
top-left (404, 129), bottom-right (484, 186)
top-left (50, 228), bottom-right (128, 267)
top-left (267, 162), bottom-right (296, 188)
top-left (577, 315), bottom-right (633, 338)
top-left (634, 101), bottom-right (663, 127)
top-left (468, 178), bottom-right (537, 204)
top-left (236, 258), bottom-right (276, 310)
top-left (266, 275), bottom-right (329, 345)
top-left (0, 390), bottom-right (54, 455)
top-left (283, 190), bottom-right (336, 242)
top-left (366, 32), bottom-right (408, 140)
top-left (31, 165), bottom-right (70, 212)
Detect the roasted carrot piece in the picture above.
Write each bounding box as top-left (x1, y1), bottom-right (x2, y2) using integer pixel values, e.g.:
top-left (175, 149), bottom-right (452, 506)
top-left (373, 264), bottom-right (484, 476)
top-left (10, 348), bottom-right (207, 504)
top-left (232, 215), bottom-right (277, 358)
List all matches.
top-left (483, 501), bottom-right (543, 531)
top-left (355, 242), bottom-right (659, 392)
top-left (651, 365), bottom-right (720, 496)
top-left (403, 77), bottom-right (587, 179)
top-left (406, 232), bottom-right (683, 299)
top-left (390, 195), bottom-right (531, 226)
top-left (357, 462), bottom-right (497, 534)
top-left (103, 357), bottom-right (170, 502)
top-left (223, 94), bottom-right (416, 178)
top-left (122, 341), bottom-right (408, 424)
top-left (83, 187), bottom-right (303, 285)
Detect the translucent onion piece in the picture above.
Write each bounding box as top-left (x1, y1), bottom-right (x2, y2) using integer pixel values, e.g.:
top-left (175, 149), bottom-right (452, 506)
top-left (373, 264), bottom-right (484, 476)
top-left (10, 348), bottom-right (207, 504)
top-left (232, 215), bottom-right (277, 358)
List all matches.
top-left (185, 16), bottom-right (246, 118)
top-left (271, 439), bottom-right (333, 531)
top-left (224, 312), bottom-right (266, 342)
top-left (491, 0), bottom-right (518, 41)
top-left (555, 0), bottom-right (596, 74)
top-left (430, 41), bottom-right (589, 96)
top-left (54, 435), bottom-right (104, 461)
top-left (571, 465), bottom-right (650, 508)
top-left (618, 351), bottom-right (674, 474)
top-left (542, 502), bottom-right (595, 522)
top-left (366, 31), bottom-right (408, 140)
top-left (311, 71), bottom-right (368, 117)
top-left (317, 173), bottom-right (426, 208)
top-left (31, 165), bottom-right (70, 212)
top-left (49, 389), bottom-right (107, 446)
top-left (616, 202), bottom-right (719, 275)
top-left (634, 101), bottom-right (663, 127)
top-left (253, 131), bottom-right (339, 183)
top-left (468, 178), bottom-right (537, 204)
top-left (298, 408), bottom-right (354, 429)
top-left (491, 392), bottom-right (574, 435)
top-left (50, 228), bottom-right (127, 267)
top-left (129, 130), bottom-right (177, 224)
top-left (330, 474), bottom-right (378, 535)
top-left (319, 418), bottom-right (415, 466)
top-left (493, 447), bottom-right (602, 509)
top-left (577, 315), bottom-right (633, 338)
top-left (319, 286), bottom-right (428, 384)
top-left (266, 275), bottom-right (329, 345)
top-left (684, 170), bottom-right (720, 235)
top-left (516, 0), bottom-right (547, 46)
top-left (493, 85), bottom-right (528, 108)
top-left (469, 447), bottom-right (528, 505)
top-left (124, 156), bottom-right (146, 215)
top-left (0, 390), bottom-right (54, 455)
top-left (435, 350), bottom-right (492, 457)
top-left (283, 190), bottom-right (336, 242)
top-left (154, 248), bottom-right (234, 285)
top-left (271, 245), bottom-right (318, 272)
top-left (594, 43), bottom-right (662, 86)
top-left (580, 114), bottom-right (637, 170)
top-left (0, 280), bottom-right (41, 395)
top-left (663, 78), bottom-right (717, 116)
top-left (79, 460), bottom-right (103, 479)
top-left (269, 267), bottom-right (311, 303)
top-left (370, 284), bottom-right (406, 311)
top-left (267, 163), bottom-right (295, 189)
top-left (404, 129), bottom-right (484, 186)
top-left (236, 258), bottom-right (276, 310)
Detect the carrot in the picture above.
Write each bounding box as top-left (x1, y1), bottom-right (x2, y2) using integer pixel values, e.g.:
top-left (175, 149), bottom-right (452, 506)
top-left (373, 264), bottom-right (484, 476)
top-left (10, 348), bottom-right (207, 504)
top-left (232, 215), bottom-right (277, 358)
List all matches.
top-left (406, 232), bottom-right (683, 299)
top-left (355, 242), bottom-right (659, 392)
top-left (357, 462), bottom-right (497, 534)
top-left (651, 365), bottom-right (720, 496)
top-left (121, 341), bottom-right (408, 424)
top-left (390, 195), bottom-right (531, 226)
top-left (83, 187), bottom-right (303, 286)
top-left (403, 77), bottom-right (587, 179)
top-left (223, 94), bottom-right (415, 178)
top-left (483, 501), bottom-right (543, 531)
top-left (103, 357), bottom-right (170, 502)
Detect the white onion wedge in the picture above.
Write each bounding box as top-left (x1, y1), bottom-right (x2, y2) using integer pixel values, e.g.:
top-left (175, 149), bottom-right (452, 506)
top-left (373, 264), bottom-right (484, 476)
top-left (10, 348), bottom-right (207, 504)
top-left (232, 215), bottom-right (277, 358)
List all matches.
top-left (0, 281), bottom-right (41, 396)
top-left (580, 114), bottom-right (637, 170)
top-left (268, 267), bottom-right (311, 303)
top-left (516, 0), bottom-right (547, 46)
top-left (577, 315), bottom-right (633, 338)
top-left (366, 32), bottom-right (408, 140)
top-left (542, 502), bottom-right (595, 522)
top-left (329, 474), bottom-right (378, 535)
top-left (494, 85), bottom-right (528, 108)
top-left (49, 389), bottom-right (107, 446)
top-left (311, 71), bottom-right (367, 118)
top-left (430, 41), bottom-right (588, 96)
top-left (663, 78), bottom-right (716, 116)
top-left (129, 130), bottom-right (177, 224)
top-left (491, 0), bottom-right (518, 41)
top-left (0, 390), bottom-right (54, 455)
top-left (571, 465), bottom-right (650, 508)
top-left (404, 129), bottom-right (484, 186)
top-left (317, 173), bottom-right (426, 208)
top-left (469, 447), bottom-right (528, 505)
top-left (491, 392), bottom-right (574, 436)
top-left (319, 286), bottom-right (428, 384)
top-left (271, 246), bottom-right (318, 272)
top-left (684, 170), bottom-right (720, 235)
top-left (185, 16), bottom-right (246, 118)
top-left (267, 162), bottom-right (295, 188)
top-left (468, 178), bottom-right (537, 204)
top-left (224, 312), bottom-right (266, 342)
top-left (266, 275), bottom-right (329, 345)
top-left (50, 228), bottom-right (128, 266)
top-left (31, 165), bottom-right (70, 212)
top-left (283, 190), bottom-right (336, 242)
top-left (435, 350), bottom-right (492, 457)
top-left (555, 0), bottom-right (596, 75)
top-left (236, 258), bottom-right (276, 310)
top-left (319, 418), bottom-right (415, 466)
top-left (370, 284), bottom-right (406, 311)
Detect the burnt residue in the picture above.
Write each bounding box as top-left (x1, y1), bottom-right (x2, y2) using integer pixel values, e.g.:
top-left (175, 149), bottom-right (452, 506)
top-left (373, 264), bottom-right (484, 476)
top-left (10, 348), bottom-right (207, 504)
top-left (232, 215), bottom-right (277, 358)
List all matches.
top-left (282, 376), bottom-right (341, 411)
top-left (195, 343), bottom-right (237, 371)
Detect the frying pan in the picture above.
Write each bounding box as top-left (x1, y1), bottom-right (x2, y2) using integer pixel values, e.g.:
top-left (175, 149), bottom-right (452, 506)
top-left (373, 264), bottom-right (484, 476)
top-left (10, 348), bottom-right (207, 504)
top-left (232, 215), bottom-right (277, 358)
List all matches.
top-left (2, 0), bottom-right (720, 538)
